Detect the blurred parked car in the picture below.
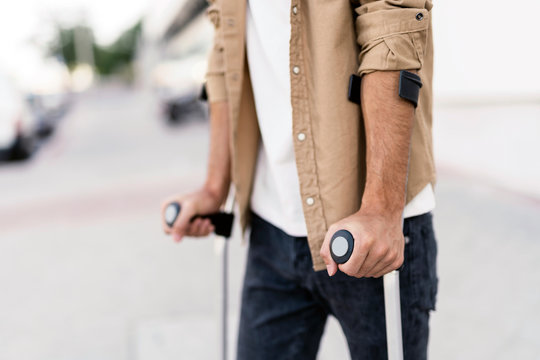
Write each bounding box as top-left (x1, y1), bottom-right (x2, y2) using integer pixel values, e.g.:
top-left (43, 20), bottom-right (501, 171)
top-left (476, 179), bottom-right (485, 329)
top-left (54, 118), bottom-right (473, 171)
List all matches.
top-left (27, 91), bottom-right (71, 136)
top-left (0, 75), bottom-right (38, 160)
top-left (152, 43), bottom-right (209, 122)
top-left (18, 58), bottom-right (71, 136)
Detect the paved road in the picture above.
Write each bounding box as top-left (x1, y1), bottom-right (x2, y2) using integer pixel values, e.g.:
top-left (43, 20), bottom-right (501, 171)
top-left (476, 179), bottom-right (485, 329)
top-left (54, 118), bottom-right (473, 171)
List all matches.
top-left (0, 84), bottom-right (538, 360)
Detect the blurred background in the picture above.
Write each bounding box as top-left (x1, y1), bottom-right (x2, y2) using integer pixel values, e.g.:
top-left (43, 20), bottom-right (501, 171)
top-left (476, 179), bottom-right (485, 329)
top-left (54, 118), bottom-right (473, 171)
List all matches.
top-left (0, 0), bottom-right (538, 359)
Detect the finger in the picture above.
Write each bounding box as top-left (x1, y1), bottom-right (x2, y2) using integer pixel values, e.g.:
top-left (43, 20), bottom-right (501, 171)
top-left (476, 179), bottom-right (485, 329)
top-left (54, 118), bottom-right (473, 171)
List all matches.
top-left (327, 259), bottom-right (338, 277)
top-left (187, 218), bottom-right (203, 236)
top-left (199, 219), bottom-right (213, 236)
top-left (194, 218), bottom-right (210, 237)
top-left (338, 236), bottom-right (370, 277)
top-left (320, 226), bottom-right (338, 276)
top-left (189, 218), bottom-right (214, 237)
top-left (370, 240), bottom-right (404, 277)
top-left (373, 265), bottom-right (396, 279)
top-left (172, 230), bottom-right (184, 243)
top-left (197, 218), bottom-right (210, 236)
top-left (364, 254), bottom-right (393, 278)
top-left (372, 253), bottom-right (404, 278)
top-left (357, 246), bottom-right (390, 278)
top-left (172, 201), bottom-right (196, 236)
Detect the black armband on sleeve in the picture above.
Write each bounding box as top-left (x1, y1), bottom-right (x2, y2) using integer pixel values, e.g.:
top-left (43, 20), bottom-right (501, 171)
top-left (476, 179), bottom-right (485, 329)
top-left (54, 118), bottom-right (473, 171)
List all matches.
top-left (347, 71), bottom-right (422, 108)
top-left (399, 70), bottom-right (422, 108)
top-left (199, 82), bottom-right (208, 102)
top-left (347, 74), bottom-right (362, 105)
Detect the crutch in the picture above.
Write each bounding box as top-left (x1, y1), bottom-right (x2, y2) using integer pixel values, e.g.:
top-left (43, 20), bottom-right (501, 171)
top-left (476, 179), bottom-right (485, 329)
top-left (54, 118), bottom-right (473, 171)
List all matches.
top-left (337, 70), bottom-right (422, 360)
top-left (330, 227), bottom-right (404, 360)
top-left (164, 187), bottom-right (236, 360)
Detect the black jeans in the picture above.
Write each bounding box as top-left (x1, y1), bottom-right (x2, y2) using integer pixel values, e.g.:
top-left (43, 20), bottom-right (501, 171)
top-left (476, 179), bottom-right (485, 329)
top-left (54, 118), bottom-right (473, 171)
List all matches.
top-left (237, 211), bottom-right (438, 360)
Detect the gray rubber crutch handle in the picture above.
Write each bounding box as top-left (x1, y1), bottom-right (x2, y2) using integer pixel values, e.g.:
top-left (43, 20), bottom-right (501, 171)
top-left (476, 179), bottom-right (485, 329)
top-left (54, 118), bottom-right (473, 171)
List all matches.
top-left (330, 229), bottom-right (355, 264)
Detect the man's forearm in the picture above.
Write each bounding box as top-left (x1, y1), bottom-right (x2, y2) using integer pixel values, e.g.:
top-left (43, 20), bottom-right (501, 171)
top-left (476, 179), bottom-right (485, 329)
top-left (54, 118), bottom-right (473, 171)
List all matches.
top-left (203, 101), bottom-right (231, 204)
top-left (360, 71), bottom-right (415, 217)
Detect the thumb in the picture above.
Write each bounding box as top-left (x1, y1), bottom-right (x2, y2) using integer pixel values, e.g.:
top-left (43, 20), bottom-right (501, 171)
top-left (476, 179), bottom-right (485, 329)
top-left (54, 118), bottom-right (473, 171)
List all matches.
top-left (171, 202), bottom-right (196, 242)
top-left (326, 261), bottom-right (338, 277)
top-left (320, 228), bottom-right (338, 277)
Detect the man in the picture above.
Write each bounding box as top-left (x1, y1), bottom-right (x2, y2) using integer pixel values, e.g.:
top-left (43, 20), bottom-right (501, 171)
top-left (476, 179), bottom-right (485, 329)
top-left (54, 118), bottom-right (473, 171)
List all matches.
top-left (161, 0), bottom-right (438, 359)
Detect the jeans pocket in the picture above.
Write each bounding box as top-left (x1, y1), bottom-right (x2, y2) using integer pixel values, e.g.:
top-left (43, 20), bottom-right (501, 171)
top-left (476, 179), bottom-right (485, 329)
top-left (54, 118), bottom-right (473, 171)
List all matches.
top-left (403, 214), bottom-right (438, 312)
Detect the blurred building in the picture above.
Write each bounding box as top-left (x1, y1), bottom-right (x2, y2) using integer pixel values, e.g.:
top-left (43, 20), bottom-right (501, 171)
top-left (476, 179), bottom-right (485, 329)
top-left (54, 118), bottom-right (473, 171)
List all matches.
top-left (433, 0), bottom-right (540, 102)
top-left (140, 0), bottom-right (212, 121)
top-left (139, 0), bottom-right (210, 84)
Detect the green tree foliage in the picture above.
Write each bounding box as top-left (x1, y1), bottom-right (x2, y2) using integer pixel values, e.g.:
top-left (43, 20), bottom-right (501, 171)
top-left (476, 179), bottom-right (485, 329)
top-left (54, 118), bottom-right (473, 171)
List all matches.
top-left (48, 25), bottom-right (92, 70)
top-left (48, 21), bottom-right (142, 76)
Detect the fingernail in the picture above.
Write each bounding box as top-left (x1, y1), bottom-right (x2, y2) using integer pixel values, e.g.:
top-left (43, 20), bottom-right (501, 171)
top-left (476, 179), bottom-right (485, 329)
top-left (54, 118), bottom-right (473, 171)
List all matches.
top-left (173, 234), bottom-right (181, 242)
top-left (326, 265), bottom-right (333, 277)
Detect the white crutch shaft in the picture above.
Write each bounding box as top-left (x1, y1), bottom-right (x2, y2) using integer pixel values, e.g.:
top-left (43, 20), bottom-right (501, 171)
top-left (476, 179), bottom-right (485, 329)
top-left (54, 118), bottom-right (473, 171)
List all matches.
top-left (217, 186), bottom-right (236, 360)
top-left (383, 270), bottom-right (403, 360)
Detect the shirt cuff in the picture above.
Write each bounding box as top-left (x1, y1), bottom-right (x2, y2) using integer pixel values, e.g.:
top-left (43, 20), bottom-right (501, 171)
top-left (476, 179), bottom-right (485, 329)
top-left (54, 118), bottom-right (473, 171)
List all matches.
top-left (205, 73), bottom-right (228, 102)
top-left (355, 4), bottom-right (432, 76)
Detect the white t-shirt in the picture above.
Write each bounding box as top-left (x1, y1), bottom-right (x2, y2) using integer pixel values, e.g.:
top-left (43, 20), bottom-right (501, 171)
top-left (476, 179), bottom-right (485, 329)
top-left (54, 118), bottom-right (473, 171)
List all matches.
top-left (246, 0), bottom-right (434, 237)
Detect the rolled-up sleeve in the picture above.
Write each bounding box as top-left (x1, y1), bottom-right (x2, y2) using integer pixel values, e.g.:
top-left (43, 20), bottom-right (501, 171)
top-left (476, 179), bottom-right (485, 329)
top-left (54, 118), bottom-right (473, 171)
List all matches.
top-left (205, 0), bottom-right (228, 102)
top-left (353, 0), bottom-right (433, 76)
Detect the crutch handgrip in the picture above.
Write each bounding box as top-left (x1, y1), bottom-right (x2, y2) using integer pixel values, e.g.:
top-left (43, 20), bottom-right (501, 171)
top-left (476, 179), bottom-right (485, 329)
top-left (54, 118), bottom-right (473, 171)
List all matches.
top-left (330, 229), bottom-right (354, 264)
top-left (165, 201), bottom-right (235, 238)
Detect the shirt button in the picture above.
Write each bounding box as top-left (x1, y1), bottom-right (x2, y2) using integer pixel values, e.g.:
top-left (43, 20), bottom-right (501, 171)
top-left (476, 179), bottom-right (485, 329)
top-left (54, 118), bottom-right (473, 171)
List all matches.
top-left (306, 197), bottom-right (314, 206)
top-left (292, 6), bottom-right (298, 15)
top-left (297, 132), bottom-right (306, 141)
top-left (415, 12), bottom-right (424, 21)
top-left (292, 66), bottom-right (300, 75)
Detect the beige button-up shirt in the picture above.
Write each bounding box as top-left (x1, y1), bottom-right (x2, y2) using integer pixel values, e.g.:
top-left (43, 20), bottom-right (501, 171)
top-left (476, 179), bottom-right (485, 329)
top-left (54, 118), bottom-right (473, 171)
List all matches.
top-left (205, 0), bottom-right (435, 271)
